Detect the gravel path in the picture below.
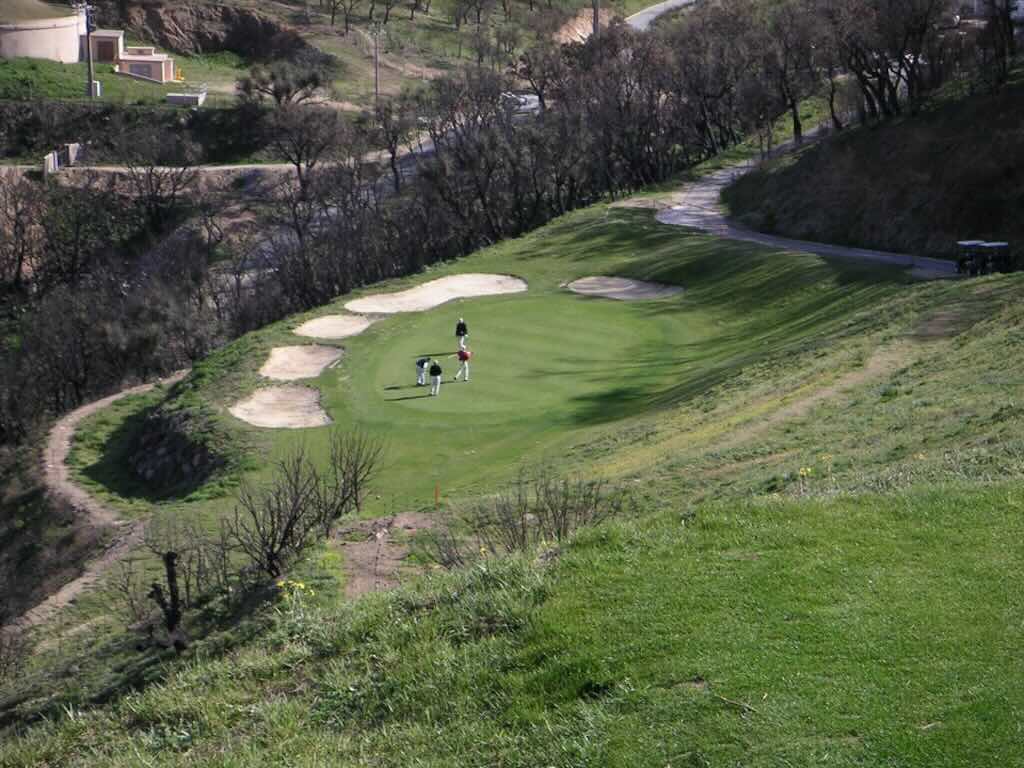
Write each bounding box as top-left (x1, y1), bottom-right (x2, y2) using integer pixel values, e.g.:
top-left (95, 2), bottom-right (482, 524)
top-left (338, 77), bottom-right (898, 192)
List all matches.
top-left (9, 371), bottom-right (187, 631)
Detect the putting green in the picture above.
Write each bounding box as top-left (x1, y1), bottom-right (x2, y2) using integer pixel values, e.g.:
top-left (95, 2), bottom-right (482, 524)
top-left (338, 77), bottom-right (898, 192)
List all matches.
top-left (298, 287), bottom-right (706, 508)
top-left (89, 207), bottom-right (908, 523)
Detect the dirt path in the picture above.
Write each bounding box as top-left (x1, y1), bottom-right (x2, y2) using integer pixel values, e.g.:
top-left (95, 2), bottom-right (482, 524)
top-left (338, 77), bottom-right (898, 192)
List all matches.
top-left (9, 371), bottom-right (188, 632)
top-left (335, 512), bottom-right (435, 598)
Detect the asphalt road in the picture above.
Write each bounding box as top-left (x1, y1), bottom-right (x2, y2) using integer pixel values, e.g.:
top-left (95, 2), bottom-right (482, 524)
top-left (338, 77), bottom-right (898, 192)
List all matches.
top-left (625, 0), bottom-right (697, 30)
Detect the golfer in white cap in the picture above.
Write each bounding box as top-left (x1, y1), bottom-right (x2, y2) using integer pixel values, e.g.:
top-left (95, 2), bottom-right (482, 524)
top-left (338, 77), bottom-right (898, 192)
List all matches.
top-left (455, 317), bottom-right (468, 350)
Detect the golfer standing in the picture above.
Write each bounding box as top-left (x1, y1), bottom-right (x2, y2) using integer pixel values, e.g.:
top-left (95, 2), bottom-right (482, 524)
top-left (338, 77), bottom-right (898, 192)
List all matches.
top-left (415, 356), bottom-right (430, 386)
top-left (429, 359), bottom-right (443, 396)
top-left (455, 317), bottom-right (468, 350)
top-left (454, 347), bottom-right (471, 382)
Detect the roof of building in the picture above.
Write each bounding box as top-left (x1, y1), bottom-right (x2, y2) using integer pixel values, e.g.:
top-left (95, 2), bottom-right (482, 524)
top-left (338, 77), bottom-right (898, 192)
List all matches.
top-left (119, 53), bottom-right (171, 61)
top-left (1, 0), bottom-right (76, 23)
top-left (90, 29), bottom-right (125, 38)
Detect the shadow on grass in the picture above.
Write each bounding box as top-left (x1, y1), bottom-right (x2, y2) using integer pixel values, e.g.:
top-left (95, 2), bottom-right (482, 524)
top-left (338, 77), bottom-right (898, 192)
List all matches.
top-left (0, 584), bottom-right (277, 734)
top-left (78, 404), bottom-right (210, 504)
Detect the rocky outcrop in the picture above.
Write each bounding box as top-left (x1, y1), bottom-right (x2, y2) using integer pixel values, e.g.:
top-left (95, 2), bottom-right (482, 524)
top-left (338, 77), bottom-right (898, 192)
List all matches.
top-left (96, 1), bottom-right (328, 63)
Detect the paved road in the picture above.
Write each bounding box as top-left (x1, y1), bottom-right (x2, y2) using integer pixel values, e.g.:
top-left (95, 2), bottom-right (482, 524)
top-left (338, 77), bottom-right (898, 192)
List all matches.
top-left (655, 161), bottom-right (957, 277)
top-left (626, 0), bottom-right (697, 30)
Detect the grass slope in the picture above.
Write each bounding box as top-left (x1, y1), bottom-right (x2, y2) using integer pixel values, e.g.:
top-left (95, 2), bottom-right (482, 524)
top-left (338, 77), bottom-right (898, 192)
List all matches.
top-left (0, 53), bottom-right (247, 105)
top-left (67, 205), bottom-right (907, 523)
top-left (2, 485), bottom-right (1021, 765)
top-left (722, 73), bottom-right (1024, 260)
top-left (5, 182), bottom-right (1024, 763)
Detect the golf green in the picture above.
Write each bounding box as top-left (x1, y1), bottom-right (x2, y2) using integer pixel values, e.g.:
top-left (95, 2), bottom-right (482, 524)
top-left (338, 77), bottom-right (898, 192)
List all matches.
top-left (301, 287), bottom-right (709, 511)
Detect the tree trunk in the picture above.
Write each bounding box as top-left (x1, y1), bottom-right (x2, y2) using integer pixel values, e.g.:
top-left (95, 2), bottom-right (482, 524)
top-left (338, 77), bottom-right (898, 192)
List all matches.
top-left (390, 152), bottom-right (402, 193)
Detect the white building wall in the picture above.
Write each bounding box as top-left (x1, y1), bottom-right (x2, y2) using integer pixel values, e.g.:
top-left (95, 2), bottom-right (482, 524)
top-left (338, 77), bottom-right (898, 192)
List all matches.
top-left (0, 11), bottom-right (84, 64)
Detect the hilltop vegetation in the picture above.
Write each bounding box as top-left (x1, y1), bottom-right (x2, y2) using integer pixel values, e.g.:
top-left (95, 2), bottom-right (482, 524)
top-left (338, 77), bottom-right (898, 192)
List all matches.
top-left (724, 73), bottom-right (1024, 260)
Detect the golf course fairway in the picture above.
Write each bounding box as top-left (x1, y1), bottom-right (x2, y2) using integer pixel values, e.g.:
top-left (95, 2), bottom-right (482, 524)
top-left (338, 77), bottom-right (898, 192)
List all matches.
top-left (68, 206), bottom-right (909, 522)
top-left (19, 200), bottom-right (1024, 768)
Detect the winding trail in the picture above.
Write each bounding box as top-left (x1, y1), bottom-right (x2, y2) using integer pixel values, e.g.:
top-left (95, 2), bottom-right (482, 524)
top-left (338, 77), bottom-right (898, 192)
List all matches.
top-left (9, 371), bottom-right (188, 632)
top-left (655, 162), bottom-right (958, 279)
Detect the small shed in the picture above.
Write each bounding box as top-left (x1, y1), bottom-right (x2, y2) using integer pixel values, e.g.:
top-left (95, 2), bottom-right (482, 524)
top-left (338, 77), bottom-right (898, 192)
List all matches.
top-left (117, 47), bottom-right (175, 83)
top-left (82, 28), bottom-right (124, 63)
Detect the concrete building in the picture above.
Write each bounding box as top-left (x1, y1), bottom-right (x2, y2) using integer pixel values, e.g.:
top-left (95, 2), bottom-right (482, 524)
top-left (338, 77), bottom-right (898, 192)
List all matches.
top-left (116, 46), bottom-right (175, 84)
top-left (1, 1), bottom-right (177, 85)
top-left (0, 4), bottom-right (84, 64)
top-left (84, 28), bottom-right (124, 63)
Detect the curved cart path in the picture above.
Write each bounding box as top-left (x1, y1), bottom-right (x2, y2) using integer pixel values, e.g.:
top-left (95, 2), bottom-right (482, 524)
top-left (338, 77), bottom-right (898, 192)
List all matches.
top-left (655, 162), bottom-right (957, 279)
top-left (9, 371), bottom-right (188, 632)
top-left (626, 0), bottom-right (697, 29)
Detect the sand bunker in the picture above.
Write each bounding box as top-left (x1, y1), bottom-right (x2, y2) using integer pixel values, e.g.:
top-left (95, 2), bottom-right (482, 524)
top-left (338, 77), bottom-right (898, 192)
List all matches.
top-left (229, 386), bottom-right (331, 429)
top-left (345, 273), bottom-right (527, 314)
top-left (567, 276), bottom-right (683, 301)
top-left (259, 345), bottom-right (343, 381)
top-left (294, 314), bottom-right (373, 339)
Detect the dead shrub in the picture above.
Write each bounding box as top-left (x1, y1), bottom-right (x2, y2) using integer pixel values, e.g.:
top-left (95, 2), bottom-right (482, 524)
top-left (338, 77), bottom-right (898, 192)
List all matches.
top-left (425, 467), bottom-right (635, 568)
top-left (0, 628), bottom-right (29, 685)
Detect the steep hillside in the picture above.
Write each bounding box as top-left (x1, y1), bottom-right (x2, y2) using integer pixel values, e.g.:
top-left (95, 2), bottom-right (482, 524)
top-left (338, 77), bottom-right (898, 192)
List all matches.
top-left (2, 188), bottom-right (1023, 764)
top-left (89, 0), bottom-right (627, 108)
top-left (723, 76), bottom-right (1024, 260)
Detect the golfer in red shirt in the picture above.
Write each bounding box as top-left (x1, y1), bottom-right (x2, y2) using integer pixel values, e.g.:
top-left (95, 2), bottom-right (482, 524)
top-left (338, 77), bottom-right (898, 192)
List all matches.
top-left (454, 347), bottom-right (472, 382)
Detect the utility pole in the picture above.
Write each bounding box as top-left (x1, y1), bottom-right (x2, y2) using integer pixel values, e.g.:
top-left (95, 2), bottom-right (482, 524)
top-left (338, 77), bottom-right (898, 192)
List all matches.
top-left (83, 3), bottom-right (96, 99)
top-left (592, 0), bottom-right (599, 40)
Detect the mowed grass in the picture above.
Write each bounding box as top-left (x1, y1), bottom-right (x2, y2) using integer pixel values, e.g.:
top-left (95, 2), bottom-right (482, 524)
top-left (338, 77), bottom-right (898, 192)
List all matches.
top-left (3, 482), bottom-right (1020, 766)
top-left (300, 290), bottom-right (722, 510)
top-left (17, 191), bottom-right (1024, 765)
top-left (0, 50), bottom-right (246, 107)
top-left (69, 205), bottom-right (909, 522)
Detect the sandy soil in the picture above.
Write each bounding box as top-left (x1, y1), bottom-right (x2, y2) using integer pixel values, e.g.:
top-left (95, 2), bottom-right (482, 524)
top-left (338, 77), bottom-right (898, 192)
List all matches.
top-left (567, 276), bottom-right (684, 301)
top-left (334, 512), bottom-right (435, 598)
top-left (229, 386), bottom-right (332, 428)
top-left (293, 314), bottom-right (373, 340)
top-left (259, 345), bottom-right (343, 381)
top-left (344, 274), bottom-right (527, 314)
top-left (554, 8), bottom-right (613, 42)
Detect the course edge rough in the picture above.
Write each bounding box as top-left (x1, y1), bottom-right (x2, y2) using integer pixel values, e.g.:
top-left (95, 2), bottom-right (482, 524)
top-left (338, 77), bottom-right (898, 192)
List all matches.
top-left (229, 386), bottom-right (332, 429)
top-left (344, 273), bottom-right (528, 314)
top-left (567, 276), bottom-right (683, 301)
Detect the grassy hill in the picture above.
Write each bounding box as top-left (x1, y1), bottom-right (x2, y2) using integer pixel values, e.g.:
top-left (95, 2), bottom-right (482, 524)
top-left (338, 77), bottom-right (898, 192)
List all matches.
top-left (1, 0), bottom-right (632, 109)
top-left (0, 0), bottom-right (74, 22)
top-left (722, 73), bottom-right (1024, 261)
top-left (3, 172), bottom-right (1024, 763)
